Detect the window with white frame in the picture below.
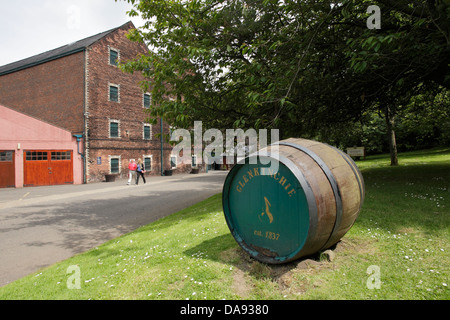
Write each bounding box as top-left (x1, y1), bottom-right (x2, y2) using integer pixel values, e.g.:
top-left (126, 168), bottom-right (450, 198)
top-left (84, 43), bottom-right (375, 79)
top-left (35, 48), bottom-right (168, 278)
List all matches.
top-left (143, 93), bottom-right (151, 109)
top-left (192, 155), bottom-right (197, 168)
top-left (109, 84), bottom-right (120, 102)
top-left (143, 155), bottom-right (152, 172)
top-left (109, 48), bottom-right (120, 66)
top-left (143, 124), bottom-right (152, 140)
top-left (170, 155), bottom-right (177, 169)
top-left (109, 155), bottom-right (121, 174)
top-left (109, 119), bottom-right (120, 138)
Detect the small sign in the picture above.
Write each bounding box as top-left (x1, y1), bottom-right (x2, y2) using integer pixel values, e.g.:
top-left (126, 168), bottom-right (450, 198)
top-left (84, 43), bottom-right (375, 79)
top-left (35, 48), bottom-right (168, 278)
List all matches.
top-left (97, 157), bottom-right (102, 165)
top-left (347, 147), bottom-right (365, 159)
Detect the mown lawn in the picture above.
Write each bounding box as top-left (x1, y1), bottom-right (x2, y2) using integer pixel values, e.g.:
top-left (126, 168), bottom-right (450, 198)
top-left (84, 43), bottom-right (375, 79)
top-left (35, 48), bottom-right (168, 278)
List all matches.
top-left (0, 148), bottom-right (448, 300)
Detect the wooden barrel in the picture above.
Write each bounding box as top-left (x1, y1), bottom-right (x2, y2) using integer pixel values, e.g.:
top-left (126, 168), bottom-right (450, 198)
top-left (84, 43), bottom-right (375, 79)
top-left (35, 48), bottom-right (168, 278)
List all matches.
top-left (222, 138), bottom-right (365, 264)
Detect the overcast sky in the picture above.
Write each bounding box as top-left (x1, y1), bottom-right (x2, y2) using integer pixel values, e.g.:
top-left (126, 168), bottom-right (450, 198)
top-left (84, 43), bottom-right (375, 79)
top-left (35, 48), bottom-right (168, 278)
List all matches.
top-left (0, 0), bottom-right (145, 66)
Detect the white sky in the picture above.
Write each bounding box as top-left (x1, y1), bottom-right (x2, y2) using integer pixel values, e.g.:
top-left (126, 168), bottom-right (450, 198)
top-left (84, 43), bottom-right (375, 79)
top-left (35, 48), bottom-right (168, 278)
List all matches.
top-left (0, 0), bottom-right (145, 66)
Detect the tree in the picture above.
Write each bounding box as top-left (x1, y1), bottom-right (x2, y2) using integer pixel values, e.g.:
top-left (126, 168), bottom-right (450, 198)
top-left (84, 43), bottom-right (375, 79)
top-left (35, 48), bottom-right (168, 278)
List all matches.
top-left (120, 1), bottom-right (351, 128)
top-left (342, 0), bottom-right (450, 164)
top-left (120, 0), bottom-right (450, 165)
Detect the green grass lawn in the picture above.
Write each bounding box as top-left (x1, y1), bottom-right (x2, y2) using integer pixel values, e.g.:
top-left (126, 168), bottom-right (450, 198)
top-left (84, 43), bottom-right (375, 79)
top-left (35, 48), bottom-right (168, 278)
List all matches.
top-left (1, 148), bottom-right (448, 300)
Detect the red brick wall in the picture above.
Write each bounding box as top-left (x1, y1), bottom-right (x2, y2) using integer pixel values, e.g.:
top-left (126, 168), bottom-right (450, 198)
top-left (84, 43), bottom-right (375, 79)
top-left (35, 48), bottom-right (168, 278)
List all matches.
top-left (85, 23), bottom-right (173, 181)
top-left (90, 147), bottom-right (173, 181)
top-left (0, 52), bottom-right (85, 134)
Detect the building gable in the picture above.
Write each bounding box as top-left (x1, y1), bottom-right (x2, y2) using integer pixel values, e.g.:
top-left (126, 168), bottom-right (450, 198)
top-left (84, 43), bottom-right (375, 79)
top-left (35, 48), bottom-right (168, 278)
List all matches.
top-left (0, 104), bottom-right (75, 142)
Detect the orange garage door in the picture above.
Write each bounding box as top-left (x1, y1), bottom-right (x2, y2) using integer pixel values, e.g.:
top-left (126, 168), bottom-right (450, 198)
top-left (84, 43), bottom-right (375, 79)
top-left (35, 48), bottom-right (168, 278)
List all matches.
top-left (0, 151), bottom-right (15, 188)
top-left (24, 150), bottom-right (73, 187)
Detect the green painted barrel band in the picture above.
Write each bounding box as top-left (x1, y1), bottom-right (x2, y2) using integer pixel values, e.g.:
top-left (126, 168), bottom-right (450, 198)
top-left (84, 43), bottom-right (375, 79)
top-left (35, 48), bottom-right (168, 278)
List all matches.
top-left (222, 153), bottom-right (318, 264)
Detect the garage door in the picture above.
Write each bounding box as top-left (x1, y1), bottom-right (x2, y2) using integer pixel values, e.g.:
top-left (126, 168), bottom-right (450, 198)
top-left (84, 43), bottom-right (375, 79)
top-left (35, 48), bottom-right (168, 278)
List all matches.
top-left (24, 150), bottom-right (73, 187)
top-left (0, 151), bottom-right (15, 188)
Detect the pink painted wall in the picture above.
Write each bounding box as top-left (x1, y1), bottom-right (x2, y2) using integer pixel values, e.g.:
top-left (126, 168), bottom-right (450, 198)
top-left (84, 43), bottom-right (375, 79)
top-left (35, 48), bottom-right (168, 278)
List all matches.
top-left (0, 104), bottom-right (83, 187)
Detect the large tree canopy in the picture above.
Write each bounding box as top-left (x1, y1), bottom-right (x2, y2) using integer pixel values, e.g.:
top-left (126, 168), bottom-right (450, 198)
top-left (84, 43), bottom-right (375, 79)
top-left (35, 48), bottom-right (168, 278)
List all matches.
top-left (120, 0), bottom-right (450, 163)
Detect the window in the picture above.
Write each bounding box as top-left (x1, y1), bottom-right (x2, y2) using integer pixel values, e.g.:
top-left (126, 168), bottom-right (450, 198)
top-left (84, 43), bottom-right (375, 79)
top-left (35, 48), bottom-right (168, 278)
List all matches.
top-left (26, 151), bottom-right (48, 161)
top-left (192, 155), bottom-right (197, 168)
top-left (109, 84), bottom-right (119, 102)
top-left (143, 93), bottom-right (151, 108)
top-left (51, 151), bottom-right (71, 161)
top-left (109, 48), bottom-right (119, 66)
top-left (0, 151), bottom-right (13, 162)
top-left (110, 157), bottom-right (120, 174)
top-left (143, 124), bottom-right (152, 140)
top-left (170, 155), bottom-right (177, 169)
top-left (110, 120), bottom-right (120, 138)
top-left (144, 155), bottom-right (152, 171)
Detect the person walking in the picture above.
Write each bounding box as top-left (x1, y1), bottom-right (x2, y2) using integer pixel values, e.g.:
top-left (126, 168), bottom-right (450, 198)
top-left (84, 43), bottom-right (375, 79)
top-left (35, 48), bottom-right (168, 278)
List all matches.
top-left (136, 159), bottom-right (146, 185)
top-left (127, 159), bottom-right (137, 185)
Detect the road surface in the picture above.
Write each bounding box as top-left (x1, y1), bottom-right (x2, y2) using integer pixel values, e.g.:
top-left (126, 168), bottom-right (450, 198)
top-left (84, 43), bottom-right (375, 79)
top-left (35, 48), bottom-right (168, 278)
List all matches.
top-left (0, 171), bottom-right (228, 287)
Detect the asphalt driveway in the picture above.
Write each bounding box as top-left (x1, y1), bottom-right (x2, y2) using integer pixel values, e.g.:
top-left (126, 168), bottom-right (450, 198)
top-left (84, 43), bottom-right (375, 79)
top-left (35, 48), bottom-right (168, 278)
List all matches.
top-left (0, 171), bottom-right (228, 287)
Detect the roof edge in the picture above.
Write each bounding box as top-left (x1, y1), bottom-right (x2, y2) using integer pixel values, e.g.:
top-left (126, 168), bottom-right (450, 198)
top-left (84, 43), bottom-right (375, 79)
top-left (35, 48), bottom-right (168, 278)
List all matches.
top-left (0, 21), bottom-right (135, 77)
top-left (84, 20), bottom-right (135, 47)
top-left (0, 48), bottom-right (86, 77)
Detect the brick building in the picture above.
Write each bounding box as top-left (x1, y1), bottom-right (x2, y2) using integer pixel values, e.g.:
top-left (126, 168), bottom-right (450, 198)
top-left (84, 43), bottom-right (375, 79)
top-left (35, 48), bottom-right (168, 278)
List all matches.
top-left (0, 21), bottom-right (179, 184)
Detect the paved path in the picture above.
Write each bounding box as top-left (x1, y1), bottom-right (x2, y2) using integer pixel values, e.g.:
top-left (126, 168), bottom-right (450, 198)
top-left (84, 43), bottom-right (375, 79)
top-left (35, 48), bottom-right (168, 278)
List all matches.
top-left (0, 171), bottom-right (228, 287)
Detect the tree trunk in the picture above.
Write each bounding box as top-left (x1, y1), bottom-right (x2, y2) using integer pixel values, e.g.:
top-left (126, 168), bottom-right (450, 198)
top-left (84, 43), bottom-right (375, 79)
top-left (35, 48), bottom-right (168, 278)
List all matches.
top-left (384, 105), bottom-right (399, 166)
